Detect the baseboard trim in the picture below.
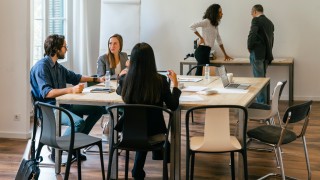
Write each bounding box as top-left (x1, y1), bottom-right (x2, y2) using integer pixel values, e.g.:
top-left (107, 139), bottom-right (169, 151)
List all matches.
top-left (0, 131), bottom-right (31, 139)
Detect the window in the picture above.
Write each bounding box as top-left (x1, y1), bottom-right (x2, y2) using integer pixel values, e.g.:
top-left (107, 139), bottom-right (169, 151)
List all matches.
top-left (32, 0), bottom-right (67, 65)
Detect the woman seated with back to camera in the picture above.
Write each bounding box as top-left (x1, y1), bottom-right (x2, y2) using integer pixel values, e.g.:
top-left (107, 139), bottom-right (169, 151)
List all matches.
top-left (97, 33), bottom-right (129, 79)
top-left (116, 42), bottom-right (181, 180)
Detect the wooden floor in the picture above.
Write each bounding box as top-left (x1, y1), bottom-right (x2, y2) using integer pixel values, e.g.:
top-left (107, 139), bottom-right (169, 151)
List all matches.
top-left (1, 101), bottom-right (319, 180)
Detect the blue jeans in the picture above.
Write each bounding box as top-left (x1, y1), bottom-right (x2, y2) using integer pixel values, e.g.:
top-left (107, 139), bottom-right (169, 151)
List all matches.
top-left (61, 105), bottom-right (104, 136)
top-left (250, 52), bottom-right (268, 104)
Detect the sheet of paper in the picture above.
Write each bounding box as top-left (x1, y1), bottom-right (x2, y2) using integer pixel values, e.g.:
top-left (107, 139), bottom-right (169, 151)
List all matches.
top-left (180, 95), bottom-right (204, 102)
top-left (178, 77), bottom-right (203, 82)
top-left (211, 88), bottom-right (248, 94)
top-left (181, 86), bottom-right (208, 92)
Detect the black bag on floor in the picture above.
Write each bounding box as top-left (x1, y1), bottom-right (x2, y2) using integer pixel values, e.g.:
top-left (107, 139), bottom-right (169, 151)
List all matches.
top-left (15, 158), bottom-right (40, 180)
top-left (15, 104), bottom-right (42, 180)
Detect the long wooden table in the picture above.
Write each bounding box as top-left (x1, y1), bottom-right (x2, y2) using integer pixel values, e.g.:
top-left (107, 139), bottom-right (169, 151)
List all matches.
top-left (55, 76), bottom-right (269, 179)
top-left (180, 57), bottom-right (294, 105)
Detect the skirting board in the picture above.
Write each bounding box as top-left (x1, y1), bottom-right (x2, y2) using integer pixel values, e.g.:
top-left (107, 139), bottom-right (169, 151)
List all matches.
top-left (0, 130), bottom-right (31, 139)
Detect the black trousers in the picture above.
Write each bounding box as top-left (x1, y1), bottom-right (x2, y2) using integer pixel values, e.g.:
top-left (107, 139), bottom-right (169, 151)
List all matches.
top-left (194, 45), bottom-right (211, 76)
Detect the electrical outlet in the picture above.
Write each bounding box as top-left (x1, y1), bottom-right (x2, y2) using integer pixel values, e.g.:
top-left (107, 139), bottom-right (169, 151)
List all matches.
top-left (14, 114), bottom-right (21, 121)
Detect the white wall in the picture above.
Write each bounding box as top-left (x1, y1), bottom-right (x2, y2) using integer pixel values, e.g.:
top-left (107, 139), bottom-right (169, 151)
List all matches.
top-left (139, 0), bottom-right (320, 100)
top-left (99, 0), bottom-right (141, 56)
top-left (0, 0), bottom-right (31, 139)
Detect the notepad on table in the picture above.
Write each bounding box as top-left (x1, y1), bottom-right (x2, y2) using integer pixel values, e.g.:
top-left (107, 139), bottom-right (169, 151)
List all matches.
top-left (178, 77), bottom-right (203, 82)
top-left (181, 86), bottom-right (208, 92)
top-left (90, 88), bottom-right (114, 93)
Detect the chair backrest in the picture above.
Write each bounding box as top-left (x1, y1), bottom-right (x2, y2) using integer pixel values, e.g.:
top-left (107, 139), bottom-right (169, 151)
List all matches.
top-left (282, 100), bottom-right (312, 138)
top-left (269, 81), bottom-right (284, 116)
top-left (186, 64), bottom-right (219, 76)
top-left (107, 104), bottom-right (173, 150)
top-left (186, 105), bottom-right (248, 152)
top-left (35, 102), bottom-right (75, 150)
top-left (278, 80), bottom-right (287, 100)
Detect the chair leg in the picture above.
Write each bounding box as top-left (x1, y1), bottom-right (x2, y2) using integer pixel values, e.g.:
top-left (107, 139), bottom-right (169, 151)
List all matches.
top-left (76, 149), bottom-right (82, 180)
top-left (97, 142), bottom-right (106, 180)
top-left (190, 152), bottom-right (195, 180)
top-left (302, 136), bottom-right (312, 180)
top-left (163, 146), bottom-right (169, 180)
top-left (242, 150), bottom-right (249, 180)
top-left (186, 149), bottom-right (190, 180)
top-left (276, 147), bottom-right (286, 180)
top-left (64, 150), bottom-right (73, 180)
top-left (125, 150), bottom-right (129, 180)
top-left (107, 148), bottom-right (115, 180)
top-left (230, 152), bottom-right (235, 180)
top-left (273, 147), bottom-right (280, 168)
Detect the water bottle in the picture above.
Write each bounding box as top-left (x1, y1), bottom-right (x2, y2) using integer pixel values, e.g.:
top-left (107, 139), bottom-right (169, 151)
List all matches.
top-left (105, 70), bottom-right (111, 89)
top-left (205, 64), bottom-right (210, 80)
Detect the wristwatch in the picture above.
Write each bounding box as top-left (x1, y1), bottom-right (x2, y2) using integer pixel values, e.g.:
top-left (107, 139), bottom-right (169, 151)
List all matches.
top-left (93, 77), bottom-right (98, 82)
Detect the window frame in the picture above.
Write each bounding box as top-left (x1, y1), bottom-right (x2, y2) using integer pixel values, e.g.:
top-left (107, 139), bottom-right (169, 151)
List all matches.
top-left (31, 0), bottom-right (72, 67)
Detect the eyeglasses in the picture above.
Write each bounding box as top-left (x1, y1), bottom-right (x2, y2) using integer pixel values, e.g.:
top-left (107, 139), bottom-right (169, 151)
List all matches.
top-left (62, 45), bottom-right (68, 49)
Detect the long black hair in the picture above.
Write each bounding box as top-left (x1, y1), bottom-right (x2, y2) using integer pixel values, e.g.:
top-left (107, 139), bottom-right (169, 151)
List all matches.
top-left (121, 42), bottom-right (162, 104)
top-left (203, 4), bottom-right (221, 27)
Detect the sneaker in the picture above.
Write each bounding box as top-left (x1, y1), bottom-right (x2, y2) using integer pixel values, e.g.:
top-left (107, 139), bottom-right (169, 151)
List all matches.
top-left (72, 152), bottom-right (87, 161)
top-left (49, 149), bottom-right (87, 164)
top-left (49, 149), bottom-right (56, 163)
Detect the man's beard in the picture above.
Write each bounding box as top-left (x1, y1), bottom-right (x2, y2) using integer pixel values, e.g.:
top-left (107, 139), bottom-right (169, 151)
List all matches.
top-left (57, 52), bottom-right (65, 59)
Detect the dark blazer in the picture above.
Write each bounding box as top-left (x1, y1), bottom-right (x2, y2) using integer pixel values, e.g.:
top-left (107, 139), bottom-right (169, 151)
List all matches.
top-left (116, 75), bottom-right (181, 136)
top-left (247, 15), bottom-right (274, 64)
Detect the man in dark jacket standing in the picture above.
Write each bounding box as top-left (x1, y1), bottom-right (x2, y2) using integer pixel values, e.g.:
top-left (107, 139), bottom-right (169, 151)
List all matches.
top-left (248, 4), bottom-right (274, 104)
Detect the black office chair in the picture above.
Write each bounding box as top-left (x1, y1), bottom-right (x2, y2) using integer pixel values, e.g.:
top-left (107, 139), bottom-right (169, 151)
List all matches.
top-left (106, 104), bottom-right (173, 180)
top-left (186, 64), bottom-right (220, 76)
top-left (185, 105), bottom-right (248, 180)
top-left (35, 102), bottom-right (105, 180)
top-left (247, 100), bottom-right (312, 180)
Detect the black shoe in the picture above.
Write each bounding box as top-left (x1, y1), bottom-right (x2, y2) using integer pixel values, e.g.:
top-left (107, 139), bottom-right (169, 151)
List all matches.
top-left (72, 152), bottom-right (87, 161)
top-left (49, 149), bottom-right (56, 163)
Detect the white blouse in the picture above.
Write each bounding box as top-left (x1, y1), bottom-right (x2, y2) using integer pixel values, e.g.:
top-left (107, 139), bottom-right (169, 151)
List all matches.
top-left (189, 18), bottom-right (223, 48)
top-left (115, 62), bottom-right (121, 76)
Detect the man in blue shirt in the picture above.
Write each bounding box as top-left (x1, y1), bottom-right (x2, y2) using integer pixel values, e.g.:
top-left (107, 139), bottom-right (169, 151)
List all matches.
top-left (30, 34), bottom-right (105, 162)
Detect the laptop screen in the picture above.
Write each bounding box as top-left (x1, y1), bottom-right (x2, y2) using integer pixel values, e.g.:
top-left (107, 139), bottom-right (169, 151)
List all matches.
top-left (217, 66), bottom-right (230, 87)
top-left (158, 71), bottom-right (171, 83)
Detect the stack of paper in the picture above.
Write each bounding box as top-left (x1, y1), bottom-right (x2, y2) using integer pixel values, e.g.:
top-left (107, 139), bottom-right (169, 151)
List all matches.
top-left (178, 77), bottom-right (203, 82)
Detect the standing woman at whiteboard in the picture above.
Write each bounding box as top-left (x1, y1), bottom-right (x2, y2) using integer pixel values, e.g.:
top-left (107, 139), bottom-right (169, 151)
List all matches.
top-left (190, 4), bottom-right (233, 76)
top-left (97, 34), bottom-right (129, 79)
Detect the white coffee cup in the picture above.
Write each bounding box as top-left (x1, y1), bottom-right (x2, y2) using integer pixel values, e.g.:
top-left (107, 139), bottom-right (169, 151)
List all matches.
top-left (227, 73), bottom-right (233, 83)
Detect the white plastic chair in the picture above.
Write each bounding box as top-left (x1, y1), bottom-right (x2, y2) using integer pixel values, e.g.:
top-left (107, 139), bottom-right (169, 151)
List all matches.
top-left (185, 105), bottom-right (248, 180)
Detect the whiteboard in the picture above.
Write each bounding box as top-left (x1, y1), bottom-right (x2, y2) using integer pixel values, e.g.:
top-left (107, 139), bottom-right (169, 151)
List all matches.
top-left (99, 0), bottom-right (141, 55)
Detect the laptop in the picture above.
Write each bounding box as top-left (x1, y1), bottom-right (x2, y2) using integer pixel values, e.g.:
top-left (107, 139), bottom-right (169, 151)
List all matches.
top-left (158, 71), bottom-right (171, 84)
top-left (217, 66), bottom-right (250, 90)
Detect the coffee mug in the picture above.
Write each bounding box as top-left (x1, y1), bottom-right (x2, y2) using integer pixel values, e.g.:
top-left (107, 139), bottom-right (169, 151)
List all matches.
top-left (227, 73), bottom-right (233, 83)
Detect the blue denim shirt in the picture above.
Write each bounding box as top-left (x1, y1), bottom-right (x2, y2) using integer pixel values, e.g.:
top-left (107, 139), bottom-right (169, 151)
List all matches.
top-left (30, 55), bottom-right (82, 105)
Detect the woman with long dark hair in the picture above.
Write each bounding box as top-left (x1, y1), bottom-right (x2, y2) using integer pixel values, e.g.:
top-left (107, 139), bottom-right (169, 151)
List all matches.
top-left (190, 4), bottom-right (233, 75)
top-left (116, 42), bottom-right (181, 179)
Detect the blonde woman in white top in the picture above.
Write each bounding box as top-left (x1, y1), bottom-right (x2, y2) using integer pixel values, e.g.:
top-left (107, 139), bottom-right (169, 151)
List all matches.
top-left (190, 4), bottom-right (232, 75)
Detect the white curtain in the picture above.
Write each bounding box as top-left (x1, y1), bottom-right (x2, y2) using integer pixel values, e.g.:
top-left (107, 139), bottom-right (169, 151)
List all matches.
top-left (72, 0), bottom-right (101, 75)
